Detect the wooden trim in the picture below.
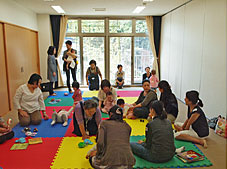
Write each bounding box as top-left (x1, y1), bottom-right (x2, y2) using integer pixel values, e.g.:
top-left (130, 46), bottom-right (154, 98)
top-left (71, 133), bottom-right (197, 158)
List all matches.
top-left (0, 20), bottom-right (38, 32)
top-left (36, 32), bottom-right (41, 74)
top-left (2, 23), bottom-right (11, 111)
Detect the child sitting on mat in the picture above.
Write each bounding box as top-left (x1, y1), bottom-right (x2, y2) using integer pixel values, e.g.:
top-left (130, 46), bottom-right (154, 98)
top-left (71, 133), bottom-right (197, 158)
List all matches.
top-left (174, 90), bottom-right (209, 148)
top-left (0, 116), bottom-right (14, 144)
top-left (117, 98), bottom-right (132, 118)
top-left (101, 92), bottom-right (115, 114)
top-left (72, 81), bottom-right (83, 108)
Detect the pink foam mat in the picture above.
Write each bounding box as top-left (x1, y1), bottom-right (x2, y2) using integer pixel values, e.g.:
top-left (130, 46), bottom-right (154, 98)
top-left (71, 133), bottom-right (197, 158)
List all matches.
top-left (117, 91), bottom-right (141, 97)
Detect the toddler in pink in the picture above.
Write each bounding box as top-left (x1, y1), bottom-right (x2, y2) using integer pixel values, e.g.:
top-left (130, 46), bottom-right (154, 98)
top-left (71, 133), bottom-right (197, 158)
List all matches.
top-left (102, 91), bottom-right (115, 113)
top-left (150, 69), bottom-right (159, 92)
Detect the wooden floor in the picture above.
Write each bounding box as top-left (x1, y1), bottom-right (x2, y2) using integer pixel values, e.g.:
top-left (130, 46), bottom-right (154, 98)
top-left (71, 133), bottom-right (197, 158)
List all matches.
top-left (2, 87), bottom-right (227, 169)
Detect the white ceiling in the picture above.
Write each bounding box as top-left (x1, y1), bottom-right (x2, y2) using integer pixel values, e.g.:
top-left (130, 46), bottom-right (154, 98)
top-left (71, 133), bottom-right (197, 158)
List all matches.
top-left (14, 0), bottom-right (190, 16)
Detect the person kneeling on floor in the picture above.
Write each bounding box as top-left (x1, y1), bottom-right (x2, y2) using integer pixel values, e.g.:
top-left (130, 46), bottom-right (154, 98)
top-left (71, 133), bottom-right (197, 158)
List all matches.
top-left (73, 99), bottom-right (102, 140)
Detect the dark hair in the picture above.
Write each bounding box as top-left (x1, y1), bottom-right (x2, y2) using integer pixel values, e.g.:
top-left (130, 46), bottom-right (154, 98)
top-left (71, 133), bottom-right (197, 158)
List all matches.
top-left (117, 99), bottom-right (125, 105)
top-left (84, 99), bottom-right (98, 110)
top-left (151, 69), bottom-right (156, 75)
top-left (186, 90), bottom-right (203, 107)
top-left (72, 81), bottom-right (79, 89)
top-left (108, 105), bottom-right (123, 122)
top-left (47, 46), bottom-right (55, 55)
top-left (101, 79), bottom-right (111, 90)
top-left (89, 60), bottom-right (96, 66)
top-left (65, 40), bottom-right (72, 46)
top-left (145, 67), bottom-right (150, 71)
top-left (142, 79), bottom-right (150, 85)
top-left (150, 100), bottom-right (167, 120)
top-left (158, 80), bottom-right (172, 94)
top-left (117, 64), bottom-right (123, 69)
top-left (28, 73), bottom-right (42, 85)
top-left (106, 91), bottom-right (113, 96)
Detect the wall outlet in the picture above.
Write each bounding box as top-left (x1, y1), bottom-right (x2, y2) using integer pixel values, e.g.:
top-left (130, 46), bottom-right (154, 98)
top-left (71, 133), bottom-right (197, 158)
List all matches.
top-left (21, 67), bottom-right (24, 72)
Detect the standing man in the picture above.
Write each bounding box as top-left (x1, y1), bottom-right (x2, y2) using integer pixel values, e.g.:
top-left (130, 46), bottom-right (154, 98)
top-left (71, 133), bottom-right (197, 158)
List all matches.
top-left (62, 40), bottom-right (77, 93)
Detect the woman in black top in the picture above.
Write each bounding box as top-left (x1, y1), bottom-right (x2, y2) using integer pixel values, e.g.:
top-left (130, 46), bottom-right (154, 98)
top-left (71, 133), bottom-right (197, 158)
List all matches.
top-left (158, 80), bottom-right (178, 123)
top-left (174, 90), bottom-right (209, 148)
top-left (142, 67), bottom-right (151, 83)
top-left (130, 100), bottom-right (176, 163)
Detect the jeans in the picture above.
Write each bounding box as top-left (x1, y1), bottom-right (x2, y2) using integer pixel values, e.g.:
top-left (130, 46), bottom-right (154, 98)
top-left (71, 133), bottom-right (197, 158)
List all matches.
top-left (130, 142), bottom-right (153, 162)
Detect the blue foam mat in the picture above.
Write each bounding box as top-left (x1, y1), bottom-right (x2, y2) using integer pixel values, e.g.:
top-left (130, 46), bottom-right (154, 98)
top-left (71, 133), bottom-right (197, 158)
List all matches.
top-left (48, 91), bottom-right (83, 98)
top-left (13, 119), bottom-right (72, 138)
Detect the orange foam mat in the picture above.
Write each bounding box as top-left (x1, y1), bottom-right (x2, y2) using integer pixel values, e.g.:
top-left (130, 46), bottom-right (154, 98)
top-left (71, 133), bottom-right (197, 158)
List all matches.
top-left (51, 137), bottom-right (96, 169)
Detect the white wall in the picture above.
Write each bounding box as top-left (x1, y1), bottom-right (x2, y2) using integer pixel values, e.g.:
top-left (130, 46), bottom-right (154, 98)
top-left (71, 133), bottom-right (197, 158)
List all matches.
top-left (160, 0), bottom-right (226, 118)
top-left (0, 0), bottom-right (37, 30)
top-left (37, 14), bottom-right (52, 83)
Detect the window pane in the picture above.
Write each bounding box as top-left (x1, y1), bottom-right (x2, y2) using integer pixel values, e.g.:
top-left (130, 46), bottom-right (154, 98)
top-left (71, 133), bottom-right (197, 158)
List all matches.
top-left (110, 37), bottom-right (131, 85)
top-left (109, 20), bottom-right (132, 33)
top-left (66, 20), bottom-right (78, 33)
top-left (58, 37), bottom-right (81, 84)
top-left (83, 37), bottom-right (105, 84)
top-left (136, 20), bottom-right (148, 33)
top-left (81, 20), bottom-right (104, 33)
top-left (134, 37), bottom-right (153, 83)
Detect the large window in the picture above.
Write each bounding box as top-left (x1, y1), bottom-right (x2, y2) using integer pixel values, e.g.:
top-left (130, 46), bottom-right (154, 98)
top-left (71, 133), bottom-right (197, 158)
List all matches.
top-left (60, 18), bottom-right (153, 86)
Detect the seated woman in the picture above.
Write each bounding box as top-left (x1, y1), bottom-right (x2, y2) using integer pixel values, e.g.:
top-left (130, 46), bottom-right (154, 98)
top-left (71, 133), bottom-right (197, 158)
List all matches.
top-left (158, 80), bottom-right (178, 123)
top-left (0, 117), bottom-right (14, 144)
top-left (86, 60), bottom-right (102, 91)
top-left (115, 64), bottom-right (125, 89)
top-left (14, 73), bottom-right (49, 127)
top-left (142, 67), bottom-right (151, 83)
top-left (174, 90), bottom-right (209, 148)
top-left (127, 80), bottom-right (157, 119)
top-left (73, 99), bottom-right (102, 140)
top-left (98, 79), bottom-right (117, 110)
top-left (130, 100), bottom-right (176, 163)
top-left (89, 105), bottom-right (135, 168)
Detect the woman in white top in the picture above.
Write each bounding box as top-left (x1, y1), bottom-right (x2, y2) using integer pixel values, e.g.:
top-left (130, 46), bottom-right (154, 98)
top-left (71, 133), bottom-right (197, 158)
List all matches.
top-left (14, 73), bottom-right (49, 126)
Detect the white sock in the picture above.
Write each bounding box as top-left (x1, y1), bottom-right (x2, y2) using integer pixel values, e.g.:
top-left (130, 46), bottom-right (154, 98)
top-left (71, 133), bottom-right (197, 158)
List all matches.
top-left (62, 121), bottom-right (68, 127)
top-left (176, 146), bottom-right (185, 153)
top-left (51, 120), bottom-right (56, 125)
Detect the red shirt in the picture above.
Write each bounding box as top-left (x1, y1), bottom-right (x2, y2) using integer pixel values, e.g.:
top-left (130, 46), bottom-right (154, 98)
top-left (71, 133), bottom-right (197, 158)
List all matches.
top-left (72, 89), bottom-right (83, 102)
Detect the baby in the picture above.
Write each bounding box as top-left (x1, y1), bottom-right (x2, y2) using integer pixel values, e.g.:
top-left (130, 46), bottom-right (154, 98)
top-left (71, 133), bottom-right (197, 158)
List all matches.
top-left (101, 92), bottom-right (115, 114)
top-left (51, 107), bottom-right (74, 126)
top-left (117, 99), bottom-right (132, 118)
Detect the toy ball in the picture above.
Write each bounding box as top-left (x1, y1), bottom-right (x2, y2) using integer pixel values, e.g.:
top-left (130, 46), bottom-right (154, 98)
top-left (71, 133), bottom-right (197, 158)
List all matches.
top-left (33, 128), bottom-right (38, 132)
top-left (64, 92), bottom-right (69, 96)
top-left (56, 99), bottom-right (61, 102)
top-left (51, 98), bottom-right (55, 102)
top-left (78, 142), bottom-right (86, 148)
top-left (23, 127), bottom-right (31, 133)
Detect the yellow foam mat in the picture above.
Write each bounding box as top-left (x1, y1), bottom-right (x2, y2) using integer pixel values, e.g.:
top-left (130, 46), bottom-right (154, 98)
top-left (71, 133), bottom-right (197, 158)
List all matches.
top-left (118, 97), bottom-right (137, 104)
top-left (82, 91), bottom-right (99, 98)
top-left (51, 137), bottom-right (96, 169)
top-left (124, 118), bottom-right (148, 136)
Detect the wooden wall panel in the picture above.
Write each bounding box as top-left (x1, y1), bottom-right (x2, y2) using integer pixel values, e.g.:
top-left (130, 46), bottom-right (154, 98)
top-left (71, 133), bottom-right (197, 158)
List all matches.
top-left (4, 24), bottom-right (39, 110)
top-left (0, 23), bottom-right (10, 115)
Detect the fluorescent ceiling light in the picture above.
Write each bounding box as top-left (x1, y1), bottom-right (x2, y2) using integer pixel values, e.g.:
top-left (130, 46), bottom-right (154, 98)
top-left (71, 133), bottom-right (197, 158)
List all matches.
top-left (133, 6), bottom-right (146, 14)
top-left (51, 6), bottom-right (65, 13)
top-left (143, 0), bottom-right (154, 2)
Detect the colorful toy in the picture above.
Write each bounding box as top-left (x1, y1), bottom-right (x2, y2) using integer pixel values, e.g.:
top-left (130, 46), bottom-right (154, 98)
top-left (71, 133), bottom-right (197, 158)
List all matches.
top-left (78, 142), bottom-right (86, 148)
top-left (50, 98), bottom-right (55, 102)
top-left (15, 137), bottom-right (26, 143)
top-left (22, 127), bottom-right (31, 133)
top-left (33, 128), bottom-right (38, 132)
top-left (25, 131), bottom-right (37, 137)
top-left (84, 139), bottom-right (93, 145)
top-left (64, 92), bottom-right (69, 96)
top-left (7, 118), bottom-right (12, 128)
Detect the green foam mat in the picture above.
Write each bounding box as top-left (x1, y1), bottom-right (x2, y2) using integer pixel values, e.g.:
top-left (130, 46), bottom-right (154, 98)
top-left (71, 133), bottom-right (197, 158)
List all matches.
top-left (44, 97), bottom-right (74, 107)
top-left (101, 112), bottom-right (109, 118)
top-left (130, 136), bottom-right (213, 168)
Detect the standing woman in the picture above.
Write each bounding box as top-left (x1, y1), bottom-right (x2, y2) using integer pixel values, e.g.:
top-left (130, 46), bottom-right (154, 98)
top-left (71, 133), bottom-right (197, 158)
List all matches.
top-left (47, 46), bottom-right (57, 96)
top-left (158, 80), bottom-right (178, 123)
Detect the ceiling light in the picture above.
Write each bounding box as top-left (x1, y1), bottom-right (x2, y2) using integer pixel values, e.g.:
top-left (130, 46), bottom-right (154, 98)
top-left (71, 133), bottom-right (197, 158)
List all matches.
top-left (44, 0), bottom-right (54, 1)
top-left (51, 6), bottom-right (65, 14)
top-left (143, 0), bottom-right (154, 2)
top-left (133, 6), bottom-right (146, 14)
top-left (93, 8), bottom-right (106, 12)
